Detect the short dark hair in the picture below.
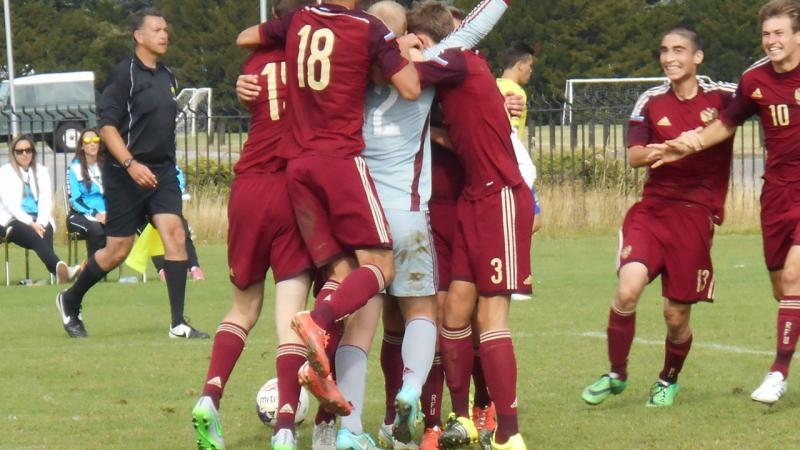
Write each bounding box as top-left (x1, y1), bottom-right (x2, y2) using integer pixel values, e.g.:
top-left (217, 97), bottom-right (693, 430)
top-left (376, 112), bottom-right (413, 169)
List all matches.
top-left (273, 0), bottom-right (312, 18)
top-left (406, 1), bottom-right (453, 44)
top-left (448, 6), bottom-right (466, 23)
top-left (131, 7), bottom-right (165, 33)
top-left (502, 42), bottom-right (535, 70)
top-left (663, 27), bottom-right (703, 51)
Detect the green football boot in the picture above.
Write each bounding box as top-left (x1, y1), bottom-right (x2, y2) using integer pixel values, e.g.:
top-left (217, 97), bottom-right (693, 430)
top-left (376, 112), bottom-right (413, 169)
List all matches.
top-left (393, 384), bottom-right (422, 446)
top-left (192, 396), bottom-right (225, 450)
top-left (581, 374), bottom-right (628, 405)
top-left (646, 380), bottom-right (679, 407)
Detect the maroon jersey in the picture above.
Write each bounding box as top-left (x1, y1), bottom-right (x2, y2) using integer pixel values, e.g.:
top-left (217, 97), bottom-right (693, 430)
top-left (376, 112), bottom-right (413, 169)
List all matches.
top-left (431, 145), bottom-right (465, 204)
top-left (628, 80), bottom-right (735, 224)
top-left (720, 57), bottom-right (800, 185)
top-left (258, 4), bottom-right (408, 159)
top-left (235, 48), bottom-right (288, 176)
top-left (422, 50), bottom-right (523, 200)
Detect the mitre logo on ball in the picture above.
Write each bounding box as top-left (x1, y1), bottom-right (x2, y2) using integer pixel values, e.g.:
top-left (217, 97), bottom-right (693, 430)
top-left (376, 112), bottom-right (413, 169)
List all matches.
top-left (256, 378), bottom-right (309, 426)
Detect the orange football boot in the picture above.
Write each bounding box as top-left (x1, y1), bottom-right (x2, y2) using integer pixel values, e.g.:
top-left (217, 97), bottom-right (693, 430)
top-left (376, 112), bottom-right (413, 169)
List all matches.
top-left (291, 311), bottom-right (331, 376)
top-left (298, 362), bottom-right (351, 416)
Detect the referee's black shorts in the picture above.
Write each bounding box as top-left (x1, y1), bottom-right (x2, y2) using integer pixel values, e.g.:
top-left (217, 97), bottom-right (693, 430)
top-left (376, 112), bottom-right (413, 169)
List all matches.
top-left (102, 160), bottom-right (182, 237)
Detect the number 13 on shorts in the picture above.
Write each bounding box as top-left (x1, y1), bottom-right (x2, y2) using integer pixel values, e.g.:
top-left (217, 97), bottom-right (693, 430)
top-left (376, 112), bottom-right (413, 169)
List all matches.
top-left (696, 269), bottom-right (713, 295)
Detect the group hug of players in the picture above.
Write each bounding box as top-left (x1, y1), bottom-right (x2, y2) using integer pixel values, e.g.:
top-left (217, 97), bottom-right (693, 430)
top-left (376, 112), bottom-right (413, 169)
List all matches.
top-left (189, 0), bottom-right (800, 449)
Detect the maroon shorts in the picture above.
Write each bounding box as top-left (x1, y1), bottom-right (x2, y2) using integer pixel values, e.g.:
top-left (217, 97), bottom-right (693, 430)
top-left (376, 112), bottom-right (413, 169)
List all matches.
top-left (227, 173), bottom-right (313, 290)
top-left (286, 155), bottom-right (392, 267)
top-left (760, 182), bottom-right (800, 272)
top-left (618, 200), bottom-right (715, 303)
top-left (429, 201), bottom-right (458, 291)
top-left (451, 185), bottom-right (533, 296)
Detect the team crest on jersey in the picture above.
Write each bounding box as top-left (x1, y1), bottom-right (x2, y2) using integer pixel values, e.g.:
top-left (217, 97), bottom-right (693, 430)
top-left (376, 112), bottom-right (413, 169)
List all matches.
top-left (620, 245), bottom-right (633, 259)
top-left (795, 88), bottom-right (800, 105)
top-left (751, 88), bottom-right (763, 99)
top-left (656, 116), bottom-right (672, 127)
top-left (700, 108), bottom-right (719, 125)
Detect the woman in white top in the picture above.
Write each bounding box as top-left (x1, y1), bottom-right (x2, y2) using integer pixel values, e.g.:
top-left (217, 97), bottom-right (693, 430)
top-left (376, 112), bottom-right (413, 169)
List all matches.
top-left (0, 135), bottom-right (75, 283)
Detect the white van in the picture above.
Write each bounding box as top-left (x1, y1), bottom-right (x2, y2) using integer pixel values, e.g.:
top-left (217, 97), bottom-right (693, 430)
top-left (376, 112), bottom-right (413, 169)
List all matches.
top-left (0, 71), bottom-right (96, 152)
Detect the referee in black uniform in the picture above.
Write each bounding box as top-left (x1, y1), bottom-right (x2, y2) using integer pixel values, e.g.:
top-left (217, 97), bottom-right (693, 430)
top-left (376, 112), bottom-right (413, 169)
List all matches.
top-left (56, 8), bottom-right (208, 339)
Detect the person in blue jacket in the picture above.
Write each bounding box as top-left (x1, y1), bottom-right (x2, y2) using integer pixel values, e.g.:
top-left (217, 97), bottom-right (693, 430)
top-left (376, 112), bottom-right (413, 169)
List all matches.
top-left (67, 129), bottom-right (107, 257)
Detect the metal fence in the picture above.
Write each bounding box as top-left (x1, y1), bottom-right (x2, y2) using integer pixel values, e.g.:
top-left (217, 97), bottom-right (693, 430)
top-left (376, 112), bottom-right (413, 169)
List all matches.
top-left (525, 94), bottom-right (766, 203)
top-left (0, 101), bottom-right (767, 204)
top-left (0, 104), bottom-right (252, 192)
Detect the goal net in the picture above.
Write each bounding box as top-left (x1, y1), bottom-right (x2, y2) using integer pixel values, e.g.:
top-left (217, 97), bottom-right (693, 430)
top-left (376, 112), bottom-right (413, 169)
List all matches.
top-left (561, 77), bottom-right (713, 124)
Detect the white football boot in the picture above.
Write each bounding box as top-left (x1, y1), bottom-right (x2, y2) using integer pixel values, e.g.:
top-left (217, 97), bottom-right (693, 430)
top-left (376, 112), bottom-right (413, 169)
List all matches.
top-left (751, 371), bottom-right (787, 404)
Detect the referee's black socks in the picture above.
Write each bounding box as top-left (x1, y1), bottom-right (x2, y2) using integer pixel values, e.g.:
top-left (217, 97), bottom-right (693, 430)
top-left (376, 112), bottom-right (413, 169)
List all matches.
top-left (64, 255), bottom-right (107, 314)
top-left (163, 259), bottom-right (189, 328)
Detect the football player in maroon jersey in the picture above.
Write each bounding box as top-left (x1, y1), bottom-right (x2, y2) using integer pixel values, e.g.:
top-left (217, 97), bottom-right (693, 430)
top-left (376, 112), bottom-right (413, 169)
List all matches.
top-left (191, 2), bottom-right (319, 449)
top-left (649, 0), bottom-right (800, 405)
top-left (581, 28), bottom-right (736, 409)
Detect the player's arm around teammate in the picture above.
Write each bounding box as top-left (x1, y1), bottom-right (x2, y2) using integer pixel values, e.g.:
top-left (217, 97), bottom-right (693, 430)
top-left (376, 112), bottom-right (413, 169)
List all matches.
top-left (192, 3), bottom-right (319, 449)
top-left (652, 1), bottom-right (800, 405)
top-left (582, 28), bottom-right (737, 408)
top-left (237, 15), bottom-right (422, 102)
top-left (232, 4), bottom-right (428, 447)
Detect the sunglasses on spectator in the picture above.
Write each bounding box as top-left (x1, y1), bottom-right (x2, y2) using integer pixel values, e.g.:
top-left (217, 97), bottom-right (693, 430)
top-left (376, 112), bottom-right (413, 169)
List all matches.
top-left (83, 136), bottom-right (101, 144)
top-left (13, 147), bottom-right (34, 155)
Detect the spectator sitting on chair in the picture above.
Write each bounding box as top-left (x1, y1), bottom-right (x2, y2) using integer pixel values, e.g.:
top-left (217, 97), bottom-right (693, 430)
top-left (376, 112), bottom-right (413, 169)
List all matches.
top-left (150, 165), bottom-right (204, 281)
top-left (0, 135), bottom-right (79, 284)
top-left (67, 128), bottom-right (107, 258)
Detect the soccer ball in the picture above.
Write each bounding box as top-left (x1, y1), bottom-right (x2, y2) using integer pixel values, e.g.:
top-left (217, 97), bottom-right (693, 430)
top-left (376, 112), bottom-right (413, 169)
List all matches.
top-left (256, 378), bottom-right (309, 426)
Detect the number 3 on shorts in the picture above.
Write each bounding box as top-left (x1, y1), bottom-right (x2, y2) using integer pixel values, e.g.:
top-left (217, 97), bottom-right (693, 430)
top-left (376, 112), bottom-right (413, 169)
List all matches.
top-left (491, 257), bottom-right (503, 285)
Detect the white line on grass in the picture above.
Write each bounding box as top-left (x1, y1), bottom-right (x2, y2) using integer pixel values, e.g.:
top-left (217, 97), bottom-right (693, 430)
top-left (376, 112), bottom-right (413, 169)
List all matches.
top-left (2, 332), bottom-right (781, 359)
top-left (574, 331), bottom-right (775, 357)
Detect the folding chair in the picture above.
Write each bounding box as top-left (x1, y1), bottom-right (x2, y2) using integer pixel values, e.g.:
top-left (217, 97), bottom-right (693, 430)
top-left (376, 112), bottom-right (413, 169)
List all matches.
top-left (1, 228), bottom-right (32, 287)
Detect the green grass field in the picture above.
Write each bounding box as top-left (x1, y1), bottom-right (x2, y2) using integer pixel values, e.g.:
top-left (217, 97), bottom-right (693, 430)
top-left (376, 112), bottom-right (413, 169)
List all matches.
top-left (2, 234), bottom-right (796, 449)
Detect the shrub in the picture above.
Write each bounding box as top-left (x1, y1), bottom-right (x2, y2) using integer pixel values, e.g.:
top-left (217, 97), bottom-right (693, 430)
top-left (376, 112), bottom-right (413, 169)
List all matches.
top-left (182, 158), bottom-right (235, 191)
top-left (534, 149), bottom-right (645, 193)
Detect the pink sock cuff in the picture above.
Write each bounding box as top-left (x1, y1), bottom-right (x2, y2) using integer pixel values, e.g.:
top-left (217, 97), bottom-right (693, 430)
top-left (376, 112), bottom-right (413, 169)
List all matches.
top-left (363, 264), bottom-right (386, 292)
top-left (382, 331), bottom-right (404, 345)
top-left (217, 322), bottom-right (248, 343)
top-left (441, 325), bottom-right (472, 340)
top-left (779, 298), bottom-right (800, 310)
top-left (277, 343), bottom-right (307, 358)
top-left (611, 305), bottom-right (636, 317)
top-left (321, 280), bottom-right (341, 292)
top-left (479, 329), bottom-right (512, 344)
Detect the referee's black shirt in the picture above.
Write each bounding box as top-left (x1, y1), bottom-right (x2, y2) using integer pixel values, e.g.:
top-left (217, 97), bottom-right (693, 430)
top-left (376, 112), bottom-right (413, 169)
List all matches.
top-left (98, 54), bottom-right (178, 164)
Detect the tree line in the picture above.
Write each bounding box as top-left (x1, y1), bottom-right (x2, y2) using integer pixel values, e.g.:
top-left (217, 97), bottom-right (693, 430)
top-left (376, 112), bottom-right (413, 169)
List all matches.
top-left (0, 0), bottom-right (767, 105)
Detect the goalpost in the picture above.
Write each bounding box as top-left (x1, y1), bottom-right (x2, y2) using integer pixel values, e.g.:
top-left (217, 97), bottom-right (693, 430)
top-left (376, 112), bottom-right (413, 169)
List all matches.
top-left (175, 87), bottom-right (213, 136)
top-left (561, 76), bottom-right (714, 124)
